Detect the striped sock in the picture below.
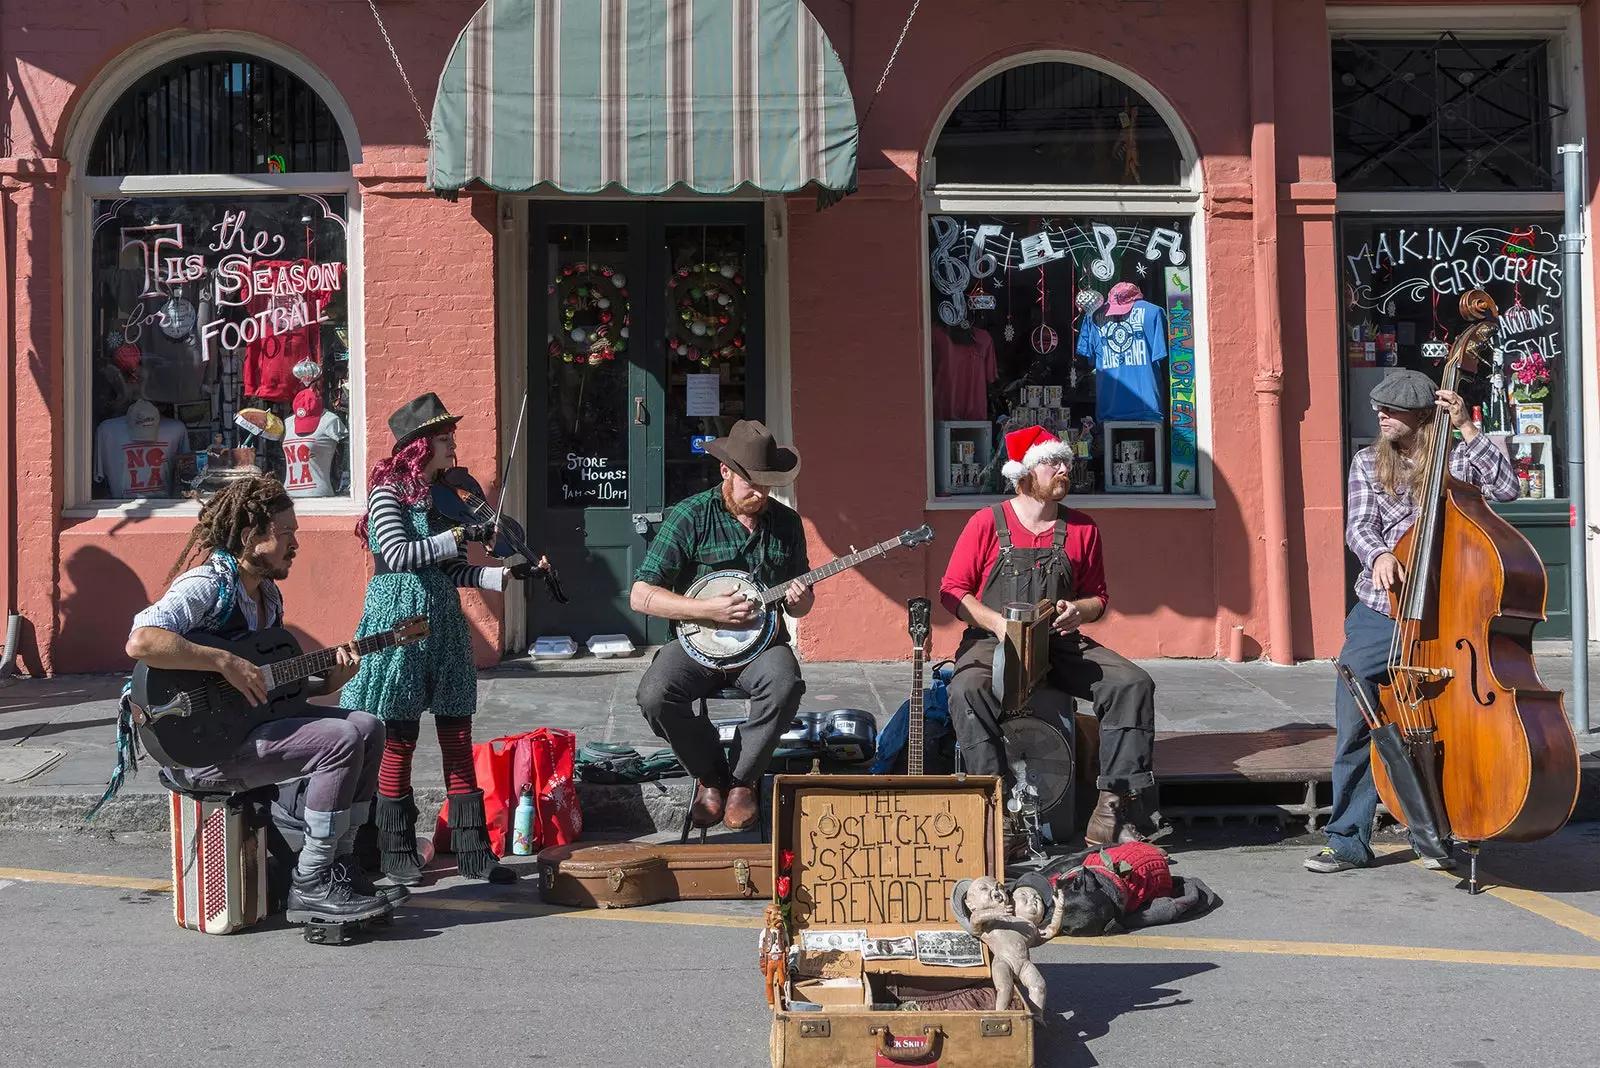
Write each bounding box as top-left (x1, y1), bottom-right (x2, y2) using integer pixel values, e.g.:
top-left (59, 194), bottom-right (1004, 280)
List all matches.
top-left (378, 720), bottom-right (420, 798)
top-left (436, 718), bottom-right (477, 794)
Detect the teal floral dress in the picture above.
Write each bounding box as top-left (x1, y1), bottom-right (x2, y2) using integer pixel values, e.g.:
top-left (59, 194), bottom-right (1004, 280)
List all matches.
top-left (340, 485), bottom-right (501, 722)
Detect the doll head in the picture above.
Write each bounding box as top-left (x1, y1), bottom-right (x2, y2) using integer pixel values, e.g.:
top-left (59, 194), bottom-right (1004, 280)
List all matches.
top-left (962, 876), bottom-right (1007, 914)
top-left (1010, 884), bottom-right (1047, 927)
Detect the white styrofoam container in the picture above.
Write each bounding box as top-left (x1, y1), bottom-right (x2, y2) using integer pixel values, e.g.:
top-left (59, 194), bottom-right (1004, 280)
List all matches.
top-left (531, 636), bottom-right (579, 659)
top-left (587, 633), bottom-right (638, 658)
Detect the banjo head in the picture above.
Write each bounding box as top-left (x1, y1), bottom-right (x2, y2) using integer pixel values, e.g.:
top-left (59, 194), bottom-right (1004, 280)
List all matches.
top-left (680, 570), bottom-right (774, 667)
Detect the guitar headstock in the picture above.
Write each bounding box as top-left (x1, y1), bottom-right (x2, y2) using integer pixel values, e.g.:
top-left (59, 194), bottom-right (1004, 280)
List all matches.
top-left (899, 525), bottom-right (936, 549)
top-left (392, 616), bottom-right (431, 646)
top-left (907, 597), bottom-right (931, 652)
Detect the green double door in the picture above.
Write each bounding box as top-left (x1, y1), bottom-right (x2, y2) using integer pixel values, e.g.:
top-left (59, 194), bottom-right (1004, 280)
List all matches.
top-left (526, 202), bottom-right (766, 647)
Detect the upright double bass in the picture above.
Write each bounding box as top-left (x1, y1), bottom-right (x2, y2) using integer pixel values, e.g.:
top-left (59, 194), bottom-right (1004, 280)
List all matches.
top-left (1359, 289), bottom-right (1579, 889)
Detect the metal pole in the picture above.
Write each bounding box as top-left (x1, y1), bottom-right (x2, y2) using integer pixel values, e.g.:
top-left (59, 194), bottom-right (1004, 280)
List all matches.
top-left (1559, 142), bottom-right (1589, 734)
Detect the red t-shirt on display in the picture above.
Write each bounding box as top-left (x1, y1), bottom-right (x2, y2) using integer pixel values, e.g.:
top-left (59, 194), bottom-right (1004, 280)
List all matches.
top-left (938, 500), bottom-right (1109, 620)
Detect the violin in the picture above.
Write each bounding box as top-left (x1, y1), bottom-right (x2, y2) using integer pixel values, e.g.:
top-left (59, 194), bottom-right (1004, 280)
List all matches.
top-left (431, 467), bottom-right (569, 603)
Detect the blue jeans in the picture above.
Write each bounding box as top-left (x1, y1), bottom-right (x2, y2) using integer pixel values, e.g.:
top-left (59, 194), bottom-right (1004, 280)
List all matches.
top-left (1323, 603), bottom-right (1396, 864)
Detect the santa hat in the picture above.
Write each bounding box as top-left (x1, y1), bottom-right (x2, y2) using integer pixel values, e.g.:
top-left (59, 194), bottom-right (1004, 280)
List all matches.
top-left (1001, 425), bottom-right (1074, 484)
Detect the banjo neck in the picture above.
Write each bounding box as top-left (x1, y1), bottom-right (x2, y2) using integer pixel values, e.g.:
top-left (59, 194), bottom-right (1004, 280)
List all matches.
top-left (752, 537), bottom-right (900, 607)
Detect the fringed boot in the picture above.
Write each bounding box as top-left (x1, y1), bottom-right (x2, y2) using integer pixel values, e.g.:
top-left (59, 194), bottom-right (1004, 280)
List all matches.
top-left (447, 788), bottom-right (516, 884)
top-left (374, 793), bottom-right (426, 887)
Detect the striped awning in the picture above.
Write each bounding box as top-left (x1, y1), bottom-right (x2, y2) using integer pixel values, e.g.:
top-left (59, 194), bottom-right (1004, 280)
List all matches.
top-left (428, 0), bottom-right (860, 197)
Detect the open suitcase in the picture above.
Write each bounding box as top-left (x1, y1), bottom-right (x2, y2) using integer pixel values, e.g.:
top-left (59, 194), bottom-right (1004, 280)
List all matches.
top-left (765, 773), bottom-right (1034, 1068)
top-left (537, 841), bottom-right (771, 907)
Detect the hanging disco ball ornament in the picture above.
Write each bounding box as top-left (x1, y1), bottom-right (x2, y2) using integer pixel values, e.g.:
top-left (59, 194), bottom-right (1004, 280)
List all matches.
top-left (160, 297), bottom-right (196, 339)
top-left (1031, 325), bottom-right (1059, 355)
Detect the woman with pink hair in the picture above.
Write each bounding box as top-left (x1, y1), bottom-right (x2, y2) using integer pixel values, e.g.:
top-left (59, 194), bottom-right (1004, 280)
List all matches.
top-left (341, 393), bottom-right (533, 885)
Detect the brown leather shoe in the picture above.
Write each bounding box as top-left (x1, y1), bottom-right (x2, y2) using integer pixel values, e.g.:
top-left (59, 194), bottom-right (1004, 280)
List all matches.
top-left (724, 784), bottom-right (760, 831)
top-left (1084, 791), bottom-right (1146, 847)
top-left (690, 781), bottom-right (726, 827)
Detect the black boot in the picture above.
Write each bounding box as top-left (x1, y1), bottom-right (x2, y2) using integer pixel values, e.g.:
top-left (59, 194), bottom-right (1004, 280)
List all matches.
top-left (334, 856), bottom-right (411, 907)
top-left (286, 863), bottom-right (392, 924)
top-left (447, 789), bottom-right (516, 884)
top-left (375, 793), bottom-right (426, 887)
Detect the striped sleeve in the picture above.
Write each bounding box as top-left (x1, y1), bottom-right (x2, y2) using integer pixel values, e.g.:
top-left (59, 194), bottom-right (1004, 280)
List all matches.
top-left (369, 485), bottom-right (461, 572)
top-left (439, 557), bottom-right (506, 592)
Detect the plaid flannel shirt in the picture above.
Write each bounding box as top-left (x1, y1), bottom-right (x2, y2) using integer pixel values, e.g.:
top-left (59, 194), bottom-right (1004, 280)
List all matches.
top-left (1347, 433), bottom-right (1520, 615)
top-left (634, 486), bottom-right (810, 595)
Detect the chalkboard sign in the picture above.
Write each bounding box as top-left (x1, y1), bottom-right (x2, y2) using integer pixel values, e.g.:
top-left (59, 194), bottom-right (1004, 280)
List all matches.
top-left (555, 452), bottom-right (628, 506)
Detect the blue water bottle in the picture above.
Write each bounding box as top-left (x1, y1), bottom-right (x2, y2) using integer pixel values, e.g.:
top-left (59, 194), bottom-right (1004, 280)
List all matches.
top-left (512, 784), bottom-right (536, 856)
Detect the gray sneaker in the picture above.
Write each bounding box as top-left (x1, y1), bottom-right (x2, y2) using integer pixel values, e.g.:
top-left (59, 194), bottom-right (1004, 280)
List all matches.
top-left (1304, 847), bottom-right (1364, 873)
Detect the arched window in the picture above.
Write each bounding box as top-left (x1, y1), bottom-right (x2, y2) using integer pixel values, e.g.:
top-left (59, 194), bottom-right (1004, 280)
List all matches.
top-left (924, 59), bottom-right (1204, 503)
top-left (72, 45), bottom-right (358, 510)
top-left (932, 61), bottom-right (1185, 186)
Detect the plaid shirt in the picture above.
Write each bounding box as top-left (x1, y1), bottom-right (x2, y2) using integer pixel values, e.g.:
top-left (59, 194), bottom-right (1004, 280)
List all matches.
top-left (635, 487), bottom-right (810, 595)
top-left (1347, 433), bottom-right (1520, 614)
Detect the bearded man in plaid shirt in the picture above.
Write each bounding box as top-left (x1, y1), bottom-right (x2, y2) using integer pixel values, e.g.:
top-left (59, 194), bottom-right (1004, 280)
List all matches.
top-left (1306, 369), bottom-right (1518, 874)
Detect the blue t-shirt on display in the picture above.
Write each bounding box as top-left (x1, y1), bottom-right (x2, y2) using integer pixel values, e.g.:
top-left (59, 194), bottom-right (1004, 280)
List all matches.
top-left (1076, 300), bottom-right (1168, 422)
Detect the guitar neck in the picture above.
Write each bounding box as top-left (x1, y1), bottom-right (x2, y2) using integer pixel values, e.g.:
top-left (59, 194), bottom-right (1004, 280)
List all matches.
top-left (263, 630), bottom-right (400, 690)
top-left (907, 649), bottom-right (925, 776)
top-left (758, 538), bottom-right (897, 607)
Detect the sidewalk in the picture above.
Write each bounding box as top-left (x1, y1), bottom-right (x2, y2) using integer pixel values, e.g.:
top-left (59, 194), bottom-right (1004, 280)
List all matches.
top-left (3, 648), bottom-right (1596, 833)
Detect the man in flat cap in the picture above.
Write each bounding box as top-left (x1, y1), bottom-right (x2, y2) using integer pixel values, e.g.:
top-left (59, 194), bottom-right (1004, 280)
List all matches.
top-left (1306, 369), bottom-right (1518, 875)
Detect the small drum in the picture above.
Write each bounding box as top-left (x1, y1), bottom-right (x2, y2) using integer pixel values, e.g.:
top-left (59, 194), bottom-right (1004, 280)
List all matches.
top-left (1000, 715), bottom-right (1074, 814)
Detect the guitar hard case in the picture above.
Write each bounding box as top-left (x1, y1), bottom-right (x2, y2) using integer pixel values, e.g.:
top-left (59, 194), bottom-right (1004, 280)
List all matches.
top-left (169, 790), bottom-right (270, 934)
top-left (536, 841), bottom-right (771, 908)
top-left (767, 774), bottom-right (1035, 1068)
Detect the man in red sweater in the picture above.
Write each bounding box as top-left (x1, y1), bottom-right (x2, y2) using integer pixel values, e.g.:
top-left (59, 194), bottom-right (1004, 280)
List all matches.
top-left (940, 425), bottom-right (1160, 847)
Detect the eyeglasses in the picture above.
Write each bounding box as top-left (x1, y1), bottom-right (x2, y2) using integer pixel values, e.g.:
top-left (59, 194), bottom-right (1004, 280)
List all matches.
top-left (1371, 404), bottom-right (1411, 417)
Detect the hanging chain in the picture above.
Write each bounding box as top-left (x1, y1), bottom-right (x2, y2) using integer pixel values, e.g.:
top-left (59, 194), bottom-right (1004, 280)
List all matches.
top-left (367, 0), bottom-right (432, 142)
top-left (860, 0), bottom-right (924, 128)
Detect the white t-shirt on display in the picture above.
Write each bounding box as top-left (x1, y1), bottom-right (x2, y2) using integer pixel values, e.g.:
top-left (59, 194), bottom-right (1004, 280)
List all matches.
top-left (94, 416), bottom-right (191, 499)
top-left (282, 411), bottom-right (347, 497)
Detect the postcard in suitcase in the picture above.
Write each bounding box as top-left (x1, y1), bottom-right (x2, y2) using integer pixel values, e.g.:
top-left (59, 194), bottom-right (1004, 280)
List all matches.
top-left (764, 772), bottom-right (1034, 1068)
top-left (169, 790), bottom-right (270, 935)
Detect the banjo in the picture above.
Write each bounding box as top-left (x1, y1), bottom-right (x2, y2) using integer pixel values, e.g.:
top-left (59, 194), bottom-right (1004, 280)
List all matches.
top-left (677, 525), bottom-right (935, 669)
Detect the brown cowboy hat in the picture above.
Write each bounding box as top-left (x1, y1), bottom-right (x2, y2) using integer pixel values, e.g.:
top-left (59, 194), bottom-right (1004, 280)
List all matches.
top-left (703, 420), bottom-right (801, 487)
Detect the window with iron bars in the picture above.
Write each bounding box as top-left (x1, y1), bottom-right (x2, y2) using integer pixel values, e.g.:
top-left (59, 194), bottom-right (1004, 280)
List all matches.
top-left (1332, 35), bottom-right (1565, 192)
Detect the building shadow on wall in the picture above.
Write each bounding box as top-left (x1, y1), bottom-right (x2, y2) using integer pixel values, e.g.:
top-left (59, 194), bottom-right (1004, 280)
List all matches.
top-left (58, 545), bottom-right (152, 675)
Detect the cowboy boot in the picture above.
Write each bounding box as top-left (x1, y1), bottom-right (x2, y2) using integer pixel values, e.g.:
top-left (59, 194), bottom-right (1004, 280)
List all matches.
top-left (374, 793), bottom-right (425, 887)
top-left (691, 781), bottom-right (727, 827)
top-left (1123, 790), bottom-right (1171, 843)
top-left (724, 782), bottom-right (760, 831)
top-left (1084, 791), bottom-right (1147, 847)
top-left (447, 788), bottom-right (516, 884)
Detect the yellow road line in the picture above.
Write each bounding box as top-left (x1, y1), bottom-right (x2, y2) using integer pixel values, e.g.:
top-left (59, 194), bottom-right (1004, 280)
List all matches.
top-left (1089, 933), bottom-right (1600, 971)
top-left (1374, 844), bottom-right (1600, 947)
top-left (411, 895), bottom-right (765, 929)
top-left (0, 866), bottom-right (171, 892)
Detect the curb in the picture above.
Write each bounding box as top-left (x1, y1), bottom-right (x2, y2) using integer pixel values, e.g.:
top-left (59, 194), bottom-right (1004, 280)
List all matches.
top-left (10, 763), bottom-right (1597, 837)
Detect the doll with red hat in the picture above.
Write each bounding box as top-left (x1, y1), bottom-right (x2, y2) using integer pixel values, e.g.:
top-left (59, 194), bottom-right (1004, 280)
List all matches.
top-left (938, 424), bottom-right (1165, 851)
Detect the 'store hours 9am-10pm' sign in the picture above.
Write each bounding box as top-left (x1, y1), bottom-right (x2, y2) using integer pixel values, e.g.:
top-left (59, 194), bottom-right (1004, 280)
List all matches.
top-left (791, 787), bottom-right (990, 927)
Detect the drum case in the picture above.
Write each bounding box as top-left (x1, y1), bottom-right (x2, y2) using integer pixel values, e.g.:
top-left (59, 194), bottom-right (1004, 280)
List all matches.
top-left (768, 773), bottom-right (1035, 1068)
top-left (536, 841), bottom-right (771, 908)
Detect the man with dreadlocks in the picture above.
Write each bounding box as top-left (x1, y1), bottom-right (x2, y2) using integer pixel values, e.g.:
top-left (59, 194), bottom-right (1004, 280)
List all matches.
top-left (125, 475), bottom-right (397, 926)
top-left (1306, 369), bottom-right (1518, 875)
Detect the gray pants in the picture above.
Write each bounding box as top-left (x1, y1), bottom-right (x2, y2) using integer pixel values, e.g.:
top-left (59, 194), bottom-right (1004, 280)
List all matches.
top-left (184, 707), bottom-right (385, 828)
top-left (947, 633), bottom-right (1156, 793)
top-left (637, 640), bottom-right (805, 786)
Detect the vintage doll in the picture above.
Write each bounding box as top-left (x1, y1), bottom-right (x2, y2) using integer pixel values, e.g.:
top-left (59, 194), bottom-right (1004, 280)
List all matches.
top-left (952, 874), bottom-right (1065, 1022)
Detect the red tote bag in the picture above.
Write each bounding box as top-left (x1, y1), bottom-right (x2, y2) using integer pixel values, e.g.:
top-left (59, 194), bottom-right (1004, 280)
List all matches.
top-left (529, 727), bottom-right (583, 847)
top-left (434, 731), bottom-right (537, 858)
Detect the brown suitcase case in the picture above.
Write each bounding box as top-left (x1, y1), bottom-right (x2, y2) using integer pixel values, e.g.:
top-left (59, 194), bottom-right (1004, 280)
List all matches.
top-left (765, 773), bottom-right (1035, 1068)
top-left (536, 841), bottom-right (771, 908)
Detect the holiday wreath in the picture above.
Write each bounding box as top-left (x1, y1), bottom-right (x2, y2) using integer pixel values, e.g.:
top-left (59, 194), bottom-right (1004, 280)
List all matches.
top-left (548, 263), bottom-right (631, 365)
top-left (665, 262), bottom-right (746, 366)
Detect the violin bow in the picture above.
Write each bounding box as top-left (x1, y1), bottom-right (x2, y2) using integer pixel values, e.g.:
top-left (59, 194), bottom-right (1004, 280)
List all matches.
top-left (492, 392), bottom-right (528, 533)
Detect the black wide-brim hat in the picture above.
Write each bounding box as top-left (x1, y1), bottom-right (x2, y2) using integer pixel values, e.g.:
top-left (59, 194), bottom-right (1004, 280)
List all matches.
top-left (703, 419), bottom-right (801, 487)
top-left (389, 392), bottom-right (462, 450)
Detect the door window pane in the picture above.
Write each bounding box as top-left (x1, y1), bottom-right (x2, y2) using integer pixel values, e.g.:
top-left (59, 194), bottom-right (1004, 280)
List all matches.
top-left (544, 223), bottom-right (632, 508)
top-left (926, 213), bottom-right (1198, 495)
top-left (89, 194), bottom-right (351, 500)
top-left (663, 224), bottom-right (752, 502)
top-left (1340, 216), bottom-right (1566, 498)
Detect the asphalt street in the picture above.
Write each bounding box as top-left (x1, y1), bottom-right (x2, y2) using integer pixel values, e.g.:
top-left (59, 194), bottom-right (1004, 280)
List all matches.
top-left (3, 824), bottom-right (1598, 1068)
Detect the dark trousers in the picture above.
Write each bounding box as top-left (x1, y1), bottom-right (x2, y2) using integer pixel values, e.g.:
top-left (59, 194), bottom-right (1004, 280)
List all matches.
top-left (946, 633), bottom-right (1156, 793)
top-left (637, 640), bottom-right (806, 786)
top-left (1323, 603), bottom-right (1396, 864)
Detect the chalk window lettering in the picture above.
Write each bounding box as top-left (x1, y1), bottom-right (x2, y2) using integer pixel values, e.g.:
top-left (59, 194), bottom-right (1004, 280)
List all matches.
top-left (926, 214), bottom-right (1199, 495)
top-left (89, 195), bottom-right (352, 500)
top-left (1340, 216), bottom-right (1566, 499)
